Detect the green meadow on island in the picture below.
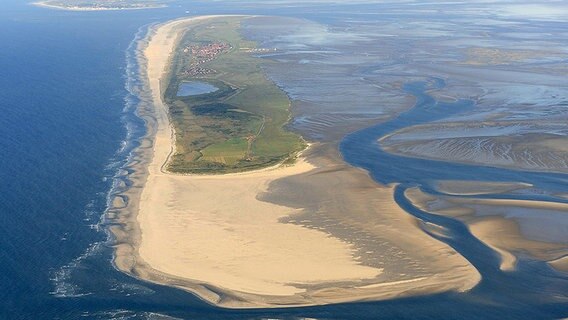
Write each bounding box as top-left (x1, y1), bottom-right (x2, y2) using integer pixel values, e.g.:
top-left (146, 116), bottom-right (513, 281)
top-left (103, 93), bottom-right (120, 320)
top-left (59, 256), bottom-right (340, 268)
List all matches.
top-left (163, 18), bottom-right (305, 174)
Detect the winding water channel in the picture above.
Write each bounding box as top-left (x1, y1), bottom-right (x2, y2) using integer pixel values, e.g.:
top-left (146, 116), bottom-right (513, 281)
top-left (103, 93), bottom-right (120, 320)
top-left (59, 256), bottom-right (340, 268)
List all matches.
top-left (339, 78), bottom-right (568, 319)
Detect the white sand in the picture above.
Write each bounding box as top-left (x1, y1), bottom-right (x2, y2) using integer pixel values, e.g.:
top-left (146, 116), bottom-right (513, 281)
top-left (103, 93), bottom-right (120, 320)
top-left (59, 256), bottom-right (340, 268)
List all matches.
top-left (138, 15), bottom-right (381, 298)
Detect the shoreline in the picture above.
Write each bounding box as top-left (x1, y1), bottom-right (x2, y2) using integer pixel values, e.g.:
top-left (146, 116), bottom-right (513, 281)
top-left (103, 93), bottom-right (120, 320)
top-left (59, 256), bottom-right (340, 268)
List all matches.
top-left (109, 15), bottom-right (481, 309)
top-left (32, 1), bottom-right (166, 11)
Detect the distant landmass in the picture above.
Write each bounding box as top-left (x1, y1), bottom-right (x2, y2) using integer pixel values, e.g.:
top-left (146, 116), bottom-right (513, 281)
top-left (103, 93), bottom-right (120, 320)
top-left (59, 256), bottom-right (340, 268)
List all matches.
top-left (33, 0), bottom-right (167, 11)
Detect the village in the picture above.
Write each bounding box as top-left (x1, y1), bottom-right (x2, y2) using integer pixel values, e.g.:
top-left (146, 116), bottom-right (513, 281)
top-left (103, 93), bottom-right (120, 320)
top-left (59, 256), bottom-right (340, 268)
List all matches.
top-left (181, 42), bottom-right (232, 77)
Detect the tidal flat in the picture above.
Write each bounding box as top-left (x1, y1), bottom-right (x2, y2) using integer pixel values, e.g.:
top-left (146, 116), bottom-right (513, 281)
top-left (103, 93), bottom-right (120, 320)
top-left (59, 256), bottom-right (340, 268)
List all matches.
top-left (111, 9), bottom-right (568, 312)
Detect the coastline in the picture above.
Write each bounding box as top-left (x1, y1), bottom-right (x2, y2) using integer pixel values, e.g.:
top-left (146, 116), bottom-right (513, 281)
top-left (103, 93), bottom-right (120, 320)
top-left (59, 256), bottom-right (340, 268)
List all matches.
top-left (32, 1), bottom-right (166, 11)
top-left (110, 15), bottom-right (482, 308)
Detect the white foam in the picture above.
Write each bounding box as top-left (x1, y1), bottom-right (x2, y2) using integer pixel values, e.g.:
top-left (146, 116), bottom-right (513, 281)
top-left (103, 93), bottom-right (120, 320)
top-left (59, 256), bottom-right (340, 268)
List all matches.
top-left (50, 242), bottom-right (103, 298)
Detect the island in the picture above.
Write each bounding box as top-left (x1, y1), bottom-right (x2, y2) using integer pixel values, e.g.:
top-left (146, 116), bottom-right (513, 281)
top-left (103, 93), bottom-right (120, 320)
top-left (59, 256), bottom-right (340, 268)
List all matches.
top-left (109, 15), bottom-right (482, 308)
top-left (33, 0), bottom-right (166, 11)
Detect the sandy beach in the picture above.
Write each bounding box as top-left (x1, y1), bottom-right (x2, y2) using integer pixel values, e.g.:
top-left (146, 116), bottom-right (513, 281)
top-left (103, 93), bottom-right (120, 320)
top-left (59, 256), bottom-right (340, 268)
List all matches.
top-left (110, 15), bottom-right (481, 308)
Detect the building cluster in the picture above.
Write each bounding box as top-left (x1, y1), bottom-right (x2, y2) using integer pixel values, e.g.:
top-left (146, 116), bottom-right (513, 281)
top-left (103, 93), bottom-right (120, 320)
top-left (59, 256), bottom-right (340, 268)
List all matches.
top-left (184, 42), bottom-right (231, 59)
top-left (181, 66), bottom-right (216, 77)
top-left (181, 42), bottom-right (231, 77)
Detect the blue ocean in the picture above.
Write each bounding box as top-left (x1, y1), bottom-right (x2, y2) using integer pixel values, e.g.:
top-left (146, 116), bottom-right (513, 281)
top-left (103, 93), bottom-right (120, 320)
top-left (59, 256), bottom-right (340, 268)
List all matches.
top-left (1, 0), bottom-right (567, 319)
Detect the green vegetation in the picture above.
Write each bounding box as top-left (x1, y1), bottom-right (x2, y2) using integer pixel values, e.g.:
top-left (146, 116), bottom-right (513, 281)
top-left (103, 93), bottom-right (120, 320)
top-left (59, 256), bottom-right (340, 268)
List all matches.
top-left (164, 17), bottom-right (305, 174)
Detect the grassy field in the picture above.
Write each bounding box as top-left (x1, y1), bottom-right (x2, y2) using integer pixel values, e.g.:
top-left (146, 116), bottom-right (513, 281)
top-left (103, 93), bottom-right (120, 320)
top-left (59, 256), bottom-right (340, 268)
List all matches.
top-left (164, 17), bottom-right (305, 174)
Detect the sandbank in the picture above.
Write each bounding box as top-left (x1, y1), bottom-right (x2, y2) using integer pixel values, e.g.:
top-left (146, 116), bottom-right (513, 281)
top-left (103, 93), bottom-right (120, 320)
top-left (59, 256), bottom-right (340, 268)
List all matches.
top-left (406, 187), bottom-right (568, 272)
top-left (434, 180), bottom-right (532, 196)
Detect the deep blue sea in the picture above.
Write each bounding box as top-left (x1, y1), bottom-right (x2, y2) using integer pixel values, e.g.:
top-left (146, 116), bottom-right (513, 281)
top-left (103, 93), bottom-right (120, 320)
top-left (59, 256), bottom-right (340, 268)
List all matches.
top-left (1, 0), bottom-right (567, 319)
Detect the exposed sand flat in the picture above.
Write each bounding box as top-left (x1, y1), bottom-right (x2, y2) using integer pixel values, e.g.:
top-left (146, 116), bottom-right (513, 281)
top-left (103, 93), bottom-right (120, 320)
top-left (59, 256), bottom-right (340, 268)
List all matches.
top-left (138, 156), bottom-right (384, 297)
top-left (434, 180), bottom-right (532, 196)
top-left (112, 15), bottom-right (482, 308)
top-left (469, 218), bottom-right (527, 271)
top-left (550, 256), bottom-right (568, 273)
top-left (462, 47), bottom-right (554, 66)
top-left (380, 122), bottom-right (568, 174)
top-left (406, 187), bottom-right (568, 273)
